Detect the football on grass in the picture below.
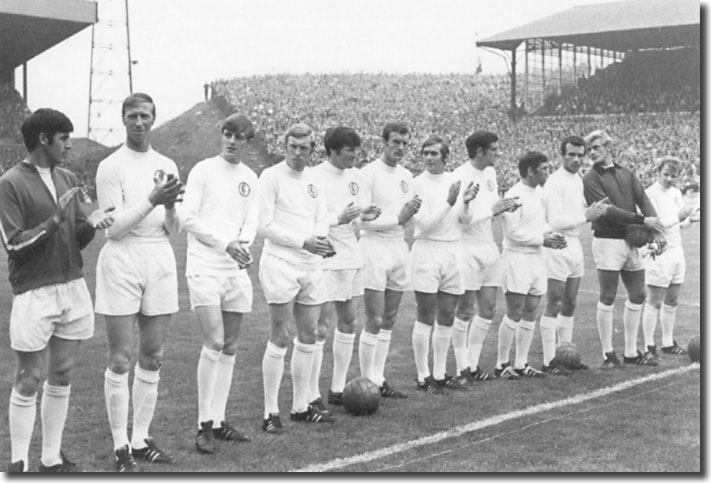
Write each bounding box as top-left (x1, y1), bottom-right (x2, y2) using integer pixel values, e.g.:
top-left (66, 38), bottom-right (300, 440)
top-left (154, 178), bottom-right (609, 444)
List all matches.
top-left (555, 342), bottom-right (582, 369)
top-left (342, 377), bottom-right (381, 416)
top-left (687, 335), bottom-right (700, 363)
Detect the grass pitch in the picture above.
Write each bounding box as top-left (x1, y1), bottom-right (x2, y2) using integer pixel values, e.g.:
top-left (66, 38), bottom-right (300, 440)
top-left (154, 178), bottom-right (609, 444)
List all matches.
top-left (0, 205), bottom-right (701, 472)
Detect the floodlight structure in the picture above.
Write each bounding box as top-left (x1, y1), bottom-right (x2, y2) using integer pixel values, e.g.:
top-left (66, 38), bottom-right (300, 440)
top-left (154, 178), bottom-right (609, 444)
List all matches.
top-left (86, 0), bottom-right (133, 147)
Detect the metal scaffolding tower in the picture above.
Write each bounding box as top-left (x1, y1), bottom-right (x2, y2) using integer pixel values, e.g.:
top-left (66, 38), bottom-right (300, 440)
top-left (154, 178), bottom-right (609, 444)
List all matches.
top-left (86, 0), bottom-right (133, 147)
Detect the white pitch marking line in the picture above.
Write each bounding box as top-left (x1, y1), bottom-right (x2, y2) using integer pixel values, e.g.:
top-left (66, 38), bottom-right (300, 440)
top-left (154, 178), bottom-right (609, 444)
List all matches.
top-left (292, 364), bottom-right (700, 473)
top-left (577, 289), bottom-right (700, 308)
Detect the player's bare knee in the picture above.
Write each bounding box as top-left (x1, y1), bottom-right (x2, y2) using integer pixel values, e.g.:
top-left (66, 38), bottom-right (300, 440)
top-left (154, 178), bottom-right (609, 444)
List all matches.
top-left (599, 291), bottom-right (616, 306)
top-left (139, 347), bottom-right (164, 371)
top-left (478, 305), bottom-right (495, 320)
top-left (316, 325), bottom-right (329, 341)
top-left (14, 369), bottom-right (42, 396)
top-left (108, 351), bottom-right (132, 374)
top-left (561, 300), bottom-right (576, 316)
top-left (663, 295), bottom-right (679, 307)
top-left (48, 363), bottom-right (73, 387)
top-left (628, 292), bottom-right (646, 305)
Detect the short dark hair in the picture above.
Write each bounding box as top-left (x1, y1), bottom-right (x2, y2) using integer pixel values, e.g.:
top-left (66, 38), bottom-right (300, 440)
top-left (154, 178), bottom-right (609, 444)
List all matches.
top-left (222, 113), bottom-right (254, 141)
top-left (324, 126), bottom-right (361, 155)
top-left (656, 156), bottom-right (682, 173)
top-left (465, 130), bottom-right (498, 159)
top-left (122, 92), bottom-right (156, 117)
top-left (20, 108), bottom-right (74, 152)
top-left (560, 135), bottom-right (585, 156)
top-left (382, 122), bottom-right (410, 142)
top-left (421, 135), bottom-right (449, 161)
top-left (518, 151), bottom-right (548, 178)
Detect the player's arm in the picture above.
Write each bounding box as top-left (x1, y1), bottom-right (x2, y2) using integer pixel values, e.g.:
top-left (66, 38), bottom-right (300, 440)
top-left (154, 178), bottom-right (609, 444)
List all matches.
top-left (0, 181), bottom-right (60, 260)
top-left (181, 166), bottom-right (232, 251)
top-left (632, 173), bottom-right (658, 219)
top-left (358, 169), bottom-right (400, 232)
top-left (162, 166), bottom-right (183, 236)
top-left (97, 161), bottom-right (154, 240)
top-left (583, 172), bottom-right (643, 226)
top-left (257, 170), bottom-right (305, 248)
top-left (237, 179), bottom-right (259, 246)
top-left (72, 192), bottom-right (96, 250)
top-left (411, 180), bottom-right (450, 236)
top-left (544, 181), bottom-right (591, 231)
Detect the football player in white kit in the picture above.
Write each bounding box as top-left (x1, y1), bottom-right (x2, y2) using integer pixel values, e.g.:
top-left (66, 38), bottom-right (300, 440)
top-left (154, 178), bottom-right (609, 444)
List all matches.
top-left (451, 131), bottom-right (519, 384)
top-left (182, 113), bottom-right (258, 453)
top-left (540, 136), bottom-right (609, 374)
top-left (497, 151), bottom-right (566, 378)
top-left (358, 122), bottom-right (421, 398)
top-left (258, 124), bottom-right (335, 434)
top-left (641, 156), bottom-right (698, 358)
top-left (310, 126), bottom-right (380, 410)
top-left (95, 93), bottom-right (184, 471)
top-left (410, 136), bottom-right (479, 394)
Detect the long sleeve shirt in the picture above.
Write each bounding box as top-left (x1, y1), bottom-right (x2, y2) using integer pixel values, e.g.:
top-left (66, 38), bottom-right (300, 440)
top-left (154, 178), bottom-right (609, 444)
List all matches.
top-left (502, 181), bottom-right (548, 254)
top-left (543, 167), bottom-right (588, 238)
top-left (645, 181), bottom-right (690, 249)
top-left (257, 161), bottom-right (327, 269)
top-left (310, 161), bottom-right (363, 270)
top-left (582, 162), bottom-right (657, 239)
top-left (96, 145), bottom-right (182, 242)
top-left (411, 171), bottom-right (469, 242)
top-left (452, 162), bottom-right (499, 244)
top-left (182, 155), bottom-right (258, 276)
top-left (358, 158), bottom-right (414, 239)
top-left (0, 162), bottom-right (94, 294)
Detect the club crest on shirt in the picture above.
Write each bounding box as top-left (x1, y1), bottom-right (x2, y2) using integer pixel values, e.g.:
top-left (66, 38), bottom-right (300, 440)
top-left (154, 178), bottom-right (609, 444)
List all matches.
top-left (307, 184), bottom-right (318, 198)
top-left (349, 182), bottom-right (359, 195)
top-left (486, 180), bottom-right (495, 191)
top-left (400, 180), bottom-right (408, 193)
top-left (238, 182), bottom-right (251, 197)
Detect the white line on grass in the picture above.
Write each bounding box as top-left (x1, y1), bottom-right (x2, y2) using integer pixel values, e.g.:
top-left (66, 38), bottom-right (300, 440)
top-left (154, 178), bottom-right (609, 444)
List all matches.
top-left (576, 289), bottom-right (701, 308)
top-left (292, 364), bottom-right (699, 473)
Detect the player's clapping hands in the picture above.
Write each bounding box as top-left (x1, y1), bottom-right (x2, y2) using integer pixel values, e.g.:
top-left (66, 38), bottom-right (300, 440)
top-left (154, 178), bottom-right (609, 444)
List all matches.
top-left (52, 187), bottom-right (81, 224)
top-left (492, 196), bottom-right (520, 216)
top-left (226, 240), bottom-right (253, 268)
top-left (585, 197), bottom-right (611, 221)
top-left (643, 216), bottom-right (665, 233)
top-left (447, 181), bottom-right (462, 206)
top-left (304, 236), bottom-right (336, 258)
top-left (462, 182), bottom-right (479, 204)
top-left (543, 231), bottom-right (567, 250)
top-left (360, 205), bottom-right (381, 222)
top-left (338, 202), bottom-right (363, 225)
top-left (398, 195), bottom-right (421, 225)
top-left (677, 205), bottom-right (697, 222)
top-left (88, 206), bottom-right (116, 229)
top-left (149, 172), bottom-right (184, 209)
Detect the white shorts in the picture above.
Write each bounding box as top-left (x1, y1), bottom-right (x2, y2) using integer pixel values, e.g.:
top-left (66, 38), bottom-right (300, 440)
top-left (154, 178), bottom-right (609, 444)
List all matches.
top-left (324, 268), bottom-right (364, 302)
top-left (258, 254), bottom-right (327, 305)
top-left (95, 240), bottom-right (179, 316)
top-left (10, 278), bottom-right (94, 352)
top-left (360, 236), bottom-right (409, 292)
top-left (544, 236), bottom-right (584, 281)
top-left (501, 250), bottom-right (547, 296)
top-left (592, 237), bottom-right (644, 272)
top-left (410, 239), bottom-right (463, 295)
top-left (187, 273), bottom-right (253, 312)
top-left (460, 241), bottom-right (502, 291)
top-left (646, 246), bottom-right (685, 287)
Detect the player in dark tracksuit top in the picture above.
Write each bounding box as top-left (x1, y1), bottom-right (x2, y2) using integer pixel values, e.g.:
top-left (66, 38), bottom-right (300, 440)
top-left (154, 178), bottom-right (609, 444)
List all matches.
top-left (582, 129), bottom-right (664, 369)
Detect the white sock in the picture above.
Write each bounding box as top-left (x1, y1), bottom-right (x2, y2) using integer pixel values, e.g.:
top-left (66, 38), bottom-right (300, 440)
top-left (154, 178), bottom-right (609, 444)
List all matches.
top-left (596, 301), bottom-right (614, 356)
top-left (514, 319), bottom-right (536, 369)
top-left (497, 316), bottom-right (518, 368)
top-left (331, 330), bottom-right (355, 393)
top-left (641, 304), bottom-right (660, 349)
top-left (623, 300), bottom-right (643, 358)
top-left (308, 339), bottom-right (325, 403)
top-left (291, 338), bottom-right (315, 413)
top-left (539, 315), bottom-right (557, 366)
top-left (432, 324), bottom-right (452, 380)
top-left (372, 329), bottom-right (392, 387)
top-left (9, 388), bottom-right (36, 469)
top-left (451, 317), bottom-right (470, 373)
top-left (104, 368), bottom-right (129, 450)
top-left (197, 346), bottom-right (220, 425)
top-left (660, 304), bottom-right (677, 348)
top-left (40, 382), bottom-right (70, 467)
top-left (412, 321), bottom-right (432, 383)
top-left (212, 352), bottom-right (236, 425)
top-left (358, 330), bottom-right (378, 382)
top-left (556, 315), bottom-right (574, 343)
top-left (262, 341), bottom-right (286, 418)
top-left (468, 316), bottom-right (492, 370)
top-left (131, 365), bottom-right (160, 449)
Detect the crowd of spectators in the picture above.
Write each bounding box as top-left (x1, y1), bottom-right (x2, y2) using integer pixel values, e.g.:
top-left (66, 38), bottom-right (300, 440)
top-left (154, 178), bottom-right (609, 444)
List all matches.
top-left (211, 73), bottom-right (699, 191)
top-left (539, 47), bottom-right (699, 116)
